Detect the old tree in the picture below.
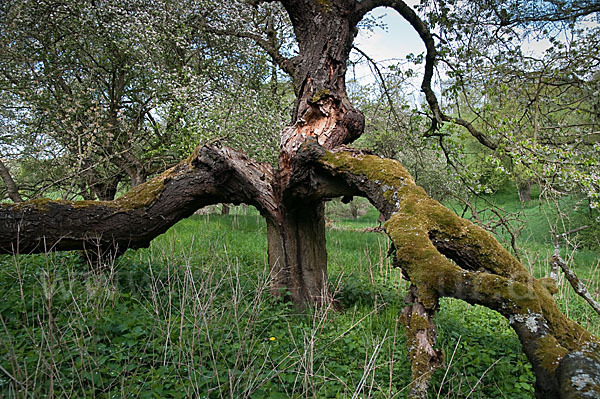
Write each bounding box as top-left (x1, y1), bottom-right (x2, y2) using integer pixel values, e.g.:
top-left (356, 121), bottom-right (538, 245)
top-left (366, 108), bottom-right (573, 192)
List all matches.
top-left (1, 0), bottom-right (599, 397)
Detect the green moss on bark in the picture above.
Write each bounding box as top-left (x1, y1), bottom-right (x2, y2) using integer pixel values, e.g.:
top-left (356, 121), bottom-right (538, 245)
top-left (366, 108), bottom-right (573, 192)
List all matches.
top-left (399, 308), bottom-right (441, 391)
top-left (319, 148), bottom-right (600, 378)
top-left (536, 335), bottom-right (569, 372)
top-left (113, 173), bottom-right (167, 210)
top-left (321, 150), bottom-right (415, 189)
top-left (311, 89), bottom-right (331, 103)
top-left (0, 165), bottom-right (179, 213)
top-left (316, 0), bottom-right (332, 12)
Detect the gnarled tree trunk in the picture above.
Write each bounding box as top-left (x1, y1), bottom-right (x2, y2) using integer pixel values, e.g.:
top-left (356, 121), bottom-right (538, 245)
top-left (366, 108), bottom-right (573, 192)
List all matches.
top-left (260, 0), bottom-right (364, 305)
top-left (0, 0), bottom-right (598, 397)
top-left (293, 140), bottom-right (600, 399)
top-left (0, 146), bottom-right (277, 254)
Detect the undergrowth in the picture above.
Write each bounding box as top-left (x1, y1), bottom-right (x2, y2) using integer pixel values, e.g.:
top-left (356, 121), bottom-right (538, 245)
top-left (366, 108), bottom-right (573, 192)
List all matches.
top-left (0, 196), bottom-right (598, 398)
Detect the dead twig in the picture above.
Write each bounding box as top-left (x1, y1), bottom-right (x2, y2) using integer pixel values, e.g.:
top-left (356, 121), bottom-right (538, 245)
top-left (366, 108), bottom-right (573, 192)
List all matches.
top-left (552, 226), bottom-right (600, 316)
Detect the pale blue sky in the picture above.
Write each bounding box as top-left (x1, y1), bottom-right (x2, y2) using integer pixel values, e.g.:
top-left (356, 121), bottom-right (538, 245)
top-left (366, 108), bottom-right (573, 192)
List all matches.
top-left (347, 4), bottom-right (566, 101)
top-left (354, 6), bottom-right (424, 69)
top-left (349, 4), bottom-right (425, 100)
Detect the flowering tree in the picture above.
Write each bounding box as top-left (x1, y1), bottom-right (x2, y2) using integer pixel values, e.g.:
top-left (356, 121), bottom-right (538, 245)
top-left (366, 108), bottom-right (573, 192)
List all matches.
top-left (1, 0), bottom-right (598, 397)
top-left (428, 0), bottom-right (600, 208)
top-left (0, 0), bottom-right (287, 200)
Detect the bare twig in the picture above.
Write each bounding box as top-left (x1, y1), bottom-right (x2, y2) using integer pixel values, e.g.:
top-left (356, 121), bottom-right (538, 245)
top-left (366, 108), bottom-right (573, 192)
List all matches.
top-left (355, 0), bottom-right (498, 150)
top-left (552, 226), bottom-right (600, 316)
top-left (351, 45), bottom-right (404, 126)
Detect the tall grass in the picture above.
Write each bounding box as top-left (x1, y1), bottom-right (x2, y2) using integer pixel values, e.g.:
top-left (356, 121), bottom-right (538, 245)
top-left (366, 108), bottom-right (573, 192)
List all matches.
top-left (0, 199), bottom-right (597, 398)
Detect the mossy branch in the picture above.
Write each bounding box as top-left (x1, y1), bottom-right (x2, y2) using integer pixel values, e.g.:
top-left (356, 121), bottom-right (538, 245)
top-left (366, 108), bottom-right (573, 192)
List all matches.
top-left (293, 140), bottom-right (600, 398)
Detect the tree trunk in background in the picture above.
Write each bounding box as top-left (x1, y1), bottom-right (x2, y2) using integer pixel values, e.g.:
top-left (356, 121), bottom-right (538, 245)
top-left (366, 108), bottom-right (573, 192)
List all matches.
top-left (0, 159), bottom-right (23, 203)
top-left (518, 180), bottom-right (532, 202)
top-left (221, 203), bottom-right (230, 215)
top-left (91, 175), bottom-right (121, 201)
top-left (129, 170), bottom-right (146, 188)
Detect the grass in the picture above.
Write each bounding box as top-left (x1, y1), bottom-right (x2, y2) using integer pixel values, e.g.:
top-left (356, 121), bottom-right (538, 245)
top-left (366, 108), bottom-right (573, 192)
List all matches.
top-left (0, 193), bottom-right (598, 398)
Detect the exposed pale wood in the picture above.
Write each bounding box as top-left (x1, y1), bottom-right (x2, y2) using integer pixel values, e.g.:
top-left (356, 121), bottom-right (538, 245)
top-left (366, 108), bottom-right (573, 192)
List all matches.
top-left (401, 285), bottom-right (442, 399)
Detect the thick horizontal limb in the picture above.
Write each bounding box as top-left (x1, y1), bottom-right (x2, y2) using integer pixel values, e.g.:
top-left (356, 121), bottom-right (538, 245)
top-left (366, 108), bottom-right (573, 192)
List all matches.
top-left (0, 146), bottom-right (276, 254)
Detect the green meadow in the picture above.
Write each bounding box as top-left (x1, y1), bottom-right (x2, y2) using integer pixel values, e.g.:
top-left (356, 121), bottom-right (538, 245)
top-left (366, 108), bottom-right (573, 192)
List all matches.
top-left (1, 191), bottom-right (598, 398)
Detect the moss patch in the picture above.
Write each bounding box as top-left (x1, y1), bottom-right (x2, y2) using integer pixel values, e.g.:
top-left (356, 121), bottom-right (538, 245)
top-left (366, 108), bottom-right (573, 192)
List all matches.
top-left (321, 150), bottom-right (422, 207)
top-left (311, 89), bottom-right (331, 103)
top-left (114, 173), bottom-right (167, 210)
top-left (315, 0), bottom-right (332, 12)
top-left (2, 198), bottom-right (65, 212)
top-left (536, 335), bottom-right (569, 372)
top-left (400, 308), bottom-right (441, 383)
top-left (1, 163), bottom-right (185, 214)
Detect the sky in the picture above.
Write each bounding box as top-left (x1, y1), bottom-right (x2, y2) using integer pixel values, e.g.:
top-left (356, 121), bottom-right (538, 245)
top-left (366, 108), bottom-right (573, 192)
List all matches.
top-left (346, 4), bottom-right (579, 101)
top-left (348, 4), bottom-right (426, 101)
top-left (353, 6), bottom-right (424, 77)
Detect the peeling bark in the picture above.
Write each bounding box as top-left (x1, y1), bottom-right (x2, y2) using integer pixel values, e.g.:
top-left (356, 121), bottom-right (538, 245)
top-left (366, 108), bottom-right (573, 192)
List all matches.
top-left (400, 285), bottom-right (442, 399)
top-left (275, 0), bottom-right (365, 187)
top-left (254, 0), bottom-right (367, 306)
top-left (1, 1), bottom-right (598, 397)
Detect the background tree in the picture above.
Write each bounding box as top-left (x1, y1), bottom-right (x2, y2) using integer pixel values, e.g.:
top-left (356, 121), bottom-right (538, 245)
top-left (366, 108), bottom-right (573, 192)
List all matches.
top-left (420, 0), bottom-right (600, 206)
top-left (0, 0), bottom-right (290, 200)
top-left (347, 0), bottom-right (599, 257)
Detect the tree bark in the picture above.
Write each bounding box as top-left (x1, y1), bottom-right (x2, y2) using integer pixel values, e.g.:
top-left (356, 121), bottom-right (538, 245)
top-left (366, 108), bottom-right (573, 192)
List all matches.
top-left (1, 1), bottom-right (599, 397)
top-left (277, 0), bottom-right (364, 175)
top-left (400, 285), bottom-right (442, 399)
top-left (0, 146), bottom-right (277, 254)
top-left (267, 202), bottom-right (331, 306)
top-left (255, 0), bottom-right (366, 306)
top-left (518, 180), bottom-right (533, 202)
top-left (293, 140), bottom-right (600, 399)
